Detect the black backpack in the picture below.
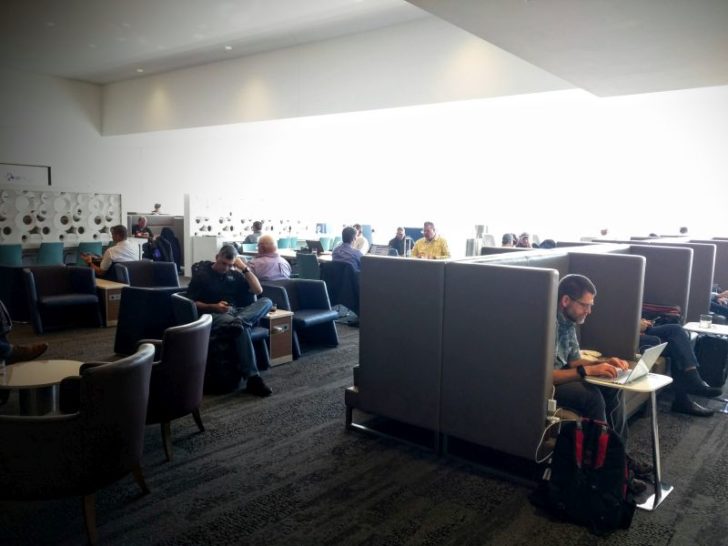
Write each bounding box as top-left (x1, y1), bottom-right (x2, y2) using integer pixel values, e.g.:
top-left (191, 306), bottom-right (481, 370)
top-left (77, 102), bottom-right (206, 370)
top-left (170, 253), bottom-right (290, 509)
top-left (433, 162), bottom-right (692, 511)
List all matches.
top-left (530, 418), bottom-right (636, 536)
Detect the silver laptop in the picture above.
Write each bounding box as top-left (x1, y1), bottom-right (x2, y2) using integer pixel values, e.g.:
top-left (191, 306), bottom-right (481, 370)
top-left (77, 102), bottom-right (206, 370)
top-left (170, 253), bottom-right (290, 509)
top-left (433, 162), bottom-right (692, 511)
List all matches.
top-left (602, 342), bottom-right (667, 384)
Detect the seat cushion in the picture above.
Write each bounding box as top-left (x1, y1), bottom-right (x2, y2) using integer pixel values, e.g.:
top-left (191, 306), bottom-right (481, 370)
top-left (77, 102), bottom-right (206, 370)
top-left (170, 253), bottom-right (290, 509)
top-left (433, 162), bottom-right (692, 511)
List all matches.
top-left (39, 294), bottom-right (99, 307)
top-left (292, 309), bottom-right (338, 328)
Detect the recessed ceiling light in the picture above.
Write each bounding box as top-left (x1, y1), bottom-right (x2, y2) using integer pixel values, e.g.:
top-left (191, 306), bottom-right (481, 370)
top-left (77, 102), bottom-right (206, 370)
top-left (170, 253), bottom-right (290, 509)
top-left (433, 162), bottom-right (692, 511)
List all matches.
top-left (136, 68), bottom-right (144, 73)
top-left (224, 45), bottom-right (233, 51)
top-left (88, 43), bottom-right (97, 49)
top-left (45, 21), bottom-right (56, 27)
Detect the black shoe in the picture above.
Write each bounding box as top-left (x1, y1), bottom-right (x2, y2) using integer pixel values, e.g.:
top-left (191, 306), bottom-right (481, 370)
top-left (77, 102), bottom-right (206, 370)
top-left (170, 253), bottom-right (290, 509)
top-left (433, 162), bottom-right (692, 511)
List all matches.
top-left (682, 369), bottom-right (722, 398)
top-left (7, 342), bottom-right (49, 364)
top-left (630, 478), bottom-right (648, 496)
top-left (671, 397), bottom-right (714, 417)
top-left (626, 455), bottom-right (653, 480)
top-left (245, 375), bottom-right (272, 397)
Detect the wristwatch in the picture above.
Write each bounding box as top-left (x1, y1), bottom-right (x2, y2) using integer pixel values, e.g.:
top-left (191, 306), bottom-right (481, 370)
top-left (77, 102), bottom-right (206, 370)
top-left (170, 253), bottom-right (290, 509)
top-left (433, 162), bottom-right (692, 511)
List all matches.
top-left (576, 365), bottom-right (587, 379)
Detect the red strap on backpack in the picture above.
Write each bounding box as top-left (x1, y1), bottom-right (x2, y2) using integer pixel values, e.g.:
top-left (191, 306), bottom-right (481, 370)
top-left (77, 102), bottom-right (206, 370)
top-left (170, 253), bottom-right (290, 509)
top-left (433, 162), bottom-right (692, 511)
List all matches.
top-left (594, 424), bottom-right (610, 469)
top-left (574, 420), bottom-right (584, 468)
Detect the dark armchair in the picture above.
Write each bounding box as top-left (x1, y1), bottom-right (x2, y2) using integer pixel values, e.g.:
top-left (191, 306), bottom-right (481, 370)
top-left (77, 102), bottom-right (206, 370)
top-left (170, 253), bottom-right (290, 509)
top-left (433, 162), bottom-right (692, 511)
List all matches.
top-left (142, 314), bottom-right (212, 461)
top-left (115, 260), bottom-right (180, 287)
top-left (320, 261), bottom-right (360, 316)
top-left (0, 343), bottom-right (155, 545)
top-left (23, 265), bottom-right (101, 334)
top-left (113, 286), bottom-right (184, 355)
top-left (261, 279), bottom-right (339, 358)
top-left (171, 291), bottom-right (270, 393)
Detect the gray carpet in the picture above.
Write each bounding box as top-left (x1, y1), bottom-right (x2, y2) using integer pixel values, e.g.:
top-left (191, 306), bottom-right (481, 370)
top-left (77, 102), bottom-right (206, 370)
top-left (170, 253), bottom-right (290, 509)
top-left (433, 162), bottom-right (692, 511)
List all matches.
top-left (1, 322), bottom-right (727, 545)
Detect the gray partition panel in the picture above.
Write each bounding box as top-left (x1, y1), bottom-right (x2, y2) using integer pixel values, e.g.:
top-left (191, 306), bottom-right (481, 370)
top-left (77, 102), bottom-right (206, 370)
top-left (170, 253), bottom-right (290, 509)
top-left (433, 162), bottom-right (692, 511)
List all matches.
top-left (628, 245), bottom-right (692, 318)
top-left (693, 239), bottom-right (728, 291)
top-left (569, 252), bottom-right (645, 359)
top-left (647, 242), bottom-right (714, 322)
top-left (358, 256), bottom-right (446, 431)
top-left (441, 263), bottom-right (557, 460)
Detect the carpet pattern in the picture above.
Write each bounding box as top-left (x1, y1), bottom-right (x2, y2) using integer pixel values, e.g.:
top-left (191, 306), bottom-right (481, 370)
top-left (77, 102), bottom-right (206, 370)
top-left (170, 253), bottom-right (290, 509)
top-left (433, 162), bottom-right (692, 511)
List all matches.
top-left (1, 322), bottom-right (728, 545)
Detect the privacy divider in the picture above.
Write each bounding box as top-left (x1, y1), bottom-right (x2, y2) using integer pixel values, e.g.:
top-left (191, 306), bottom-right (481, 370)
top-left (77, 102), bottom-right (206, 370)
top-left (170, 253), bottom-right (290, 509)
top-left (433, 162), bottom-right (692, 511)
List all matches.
top-left (693, 239), bottom-right (728, 291)
top-left (358, 256), bottom-right (446, 432)
top-left (440, 262), bottom-right (557, 459)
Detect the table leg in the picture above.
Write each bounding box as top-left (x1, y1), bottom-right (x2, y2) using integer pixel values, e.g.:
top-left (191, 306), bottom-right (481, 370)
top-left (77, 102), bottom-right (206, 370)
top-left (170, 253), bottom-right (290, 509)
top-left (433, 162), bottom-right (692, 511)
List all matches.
top-left (18, 386), bottom-right (57, 415)
top-left (637, 390), bottom-right (673, 510)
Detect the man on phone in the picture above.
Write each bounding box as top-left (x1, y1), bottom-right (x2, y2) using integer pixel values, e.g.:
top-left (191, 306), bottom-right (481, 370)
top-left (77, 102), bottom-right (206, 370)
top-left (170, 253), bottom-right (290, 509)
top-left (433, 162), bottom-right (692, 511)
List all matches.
top-left (186, 244), bottom-right (273, 397)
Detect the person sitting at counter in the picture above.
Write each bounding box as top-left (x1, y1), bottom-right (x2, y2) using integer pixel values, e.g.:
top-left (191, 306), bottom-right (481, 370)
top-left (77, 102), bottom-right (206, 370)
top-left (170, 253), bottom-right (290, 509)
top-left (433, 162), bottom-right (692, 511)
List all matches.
top-left (132, 216), bottom-right (154, 239)
top-left (82, 225), bottom-right (138, 277)
top-left (411, 221), bottom-right (450, 259)
top-left (248, 235), bottom-right (291, 281)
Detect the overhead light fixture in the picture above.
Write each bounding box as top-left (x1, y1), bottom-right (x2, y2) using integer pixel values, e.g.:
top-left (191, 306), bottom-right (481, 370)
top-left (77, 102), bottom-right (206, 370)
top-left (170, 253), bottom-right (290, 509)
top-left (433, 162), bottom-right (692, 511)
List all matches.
top-left (224, 45), bottom-right (233, 51)
top-left (136, 68), bottom-right (144, 73)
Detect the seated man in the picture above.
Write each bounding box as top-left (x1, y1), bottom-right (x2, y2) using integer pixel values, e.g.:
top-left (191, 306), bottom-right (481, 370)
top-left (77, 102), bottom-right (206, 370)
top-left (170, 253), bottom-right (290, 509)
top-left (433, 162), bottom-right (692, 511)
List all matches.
top-left (411, 221), bottom-right (450, 259)
top-left (388, 227), bottom-right (413, 257)
top-left (640, 320), bottom-right (721, 416)
top-left (554, 274), bottom-right (649, 485)
top-left (332, 226), bottom-right (363, 272)
top-left (82, 224), bottom-right (138, 277)
top-left (710, 288), bottom-right (728, 319)
top-left (186, 244), bottom-right (273, 397)
top-left (132, 216), bottom-right (154, 239)
top-left (351, 224), bottom-right (370, 255)
top-left (243, 221), bottom-right (263, 244)
top-left (248, 235), bottom-right (291, 281)
top-left (1, 299), bottom-right (48, 403)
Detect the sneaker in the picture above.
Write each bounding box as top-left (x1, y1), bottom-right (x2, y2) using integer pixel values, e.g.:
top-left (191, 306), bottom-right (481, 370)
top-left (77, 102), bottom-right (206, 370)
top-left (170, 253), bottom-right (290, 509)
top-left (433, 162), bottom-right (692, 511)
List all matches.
top-left (627, 455), bottom-right (653, 480)
top-left (245, 375), bottom-right (272, 397)
top-left (7, 343), bottom-right (49, 364)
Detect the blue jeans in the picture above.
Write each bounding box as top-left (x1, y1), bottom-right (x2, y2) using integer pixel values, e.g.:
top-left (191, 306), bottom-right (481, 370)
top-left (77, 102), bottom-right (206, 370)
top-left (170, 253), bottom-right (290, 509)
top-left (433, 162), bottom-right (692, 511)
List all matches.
top-left (210, 298), bottom-right (272, 379)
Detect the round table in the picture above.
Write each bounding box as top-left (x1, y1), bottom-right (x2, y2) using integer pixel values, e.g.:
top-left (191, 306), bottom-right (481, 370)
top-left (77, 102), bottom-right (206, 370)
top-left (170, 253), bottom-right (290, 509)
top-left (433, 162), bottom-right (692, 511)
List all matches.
top-left (0, 359), bottom-right (83, 415)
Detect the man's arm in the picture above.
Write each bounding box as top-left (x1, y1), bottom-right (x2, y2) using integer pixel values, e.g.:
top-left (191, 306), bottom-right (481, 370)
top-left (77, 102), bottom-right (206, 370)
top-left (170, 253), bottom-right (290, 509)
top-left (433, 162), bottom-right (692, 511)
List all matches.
top-left (552, 357), bottom-right (630, 385)
top-left (233, 257), bottom-right (262, 295)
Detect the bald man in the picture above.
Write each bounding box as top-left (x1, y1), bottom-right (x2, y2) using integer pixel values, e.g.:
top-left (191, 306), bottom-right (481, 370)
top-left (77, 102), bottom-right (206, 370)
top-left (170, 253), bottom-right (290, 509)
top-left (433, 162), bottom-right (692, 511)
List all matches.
top-left (248, 235), bottom-right (292, 281)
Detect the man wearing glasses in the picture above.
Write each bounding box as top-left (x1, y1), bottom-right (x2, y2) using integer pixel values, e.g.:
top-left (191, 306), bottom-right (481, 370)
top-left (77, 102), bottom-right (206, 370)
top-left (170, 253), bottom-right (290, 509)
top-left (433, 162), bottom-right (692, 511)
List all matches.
top-left (554, 274), bottom-right (650, 487)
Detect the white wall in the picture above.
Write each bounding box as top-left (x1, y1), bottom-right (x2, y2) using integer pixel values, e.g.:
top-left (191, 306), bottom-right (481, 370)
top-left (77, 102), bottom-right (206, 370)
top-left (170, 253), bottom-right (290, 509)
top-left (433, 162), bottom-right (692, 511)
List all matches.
top-left (2, 34), bottom-right (727, 256)
top-left (102, 17), bottom-right (571, 135)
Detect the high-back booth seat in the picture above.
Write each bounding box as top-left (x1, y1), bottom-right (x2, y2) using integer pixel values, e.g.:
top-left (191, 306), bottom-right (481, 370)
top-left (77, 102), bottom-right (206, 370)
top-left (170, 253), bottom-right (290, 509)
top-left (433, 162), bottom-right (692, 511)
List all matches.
top-left (170, 291), bottom-right (270, 393)
top-left (113, 286), bottom-right (184, 355)
top-left (115, 260), bottom-right (180, 287)
top-left (143, 314), bottom-right (212, 462)
top-left (0, 343), bottom-right (155, 545)
top-left (260, 279), bottom-right (339, 359)
top-left (23, 265), bottom-right (101, 334)
top-left (320, 260), bottom-right (360, 316)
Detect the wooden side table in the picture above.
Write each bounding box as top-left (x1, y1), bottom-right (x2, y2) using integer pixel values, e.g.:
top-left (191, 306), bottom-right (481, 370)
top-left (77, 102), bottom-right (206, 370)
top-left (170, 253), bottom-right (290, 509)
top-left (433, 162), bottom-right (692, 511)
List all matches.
top-left (265, 309), bottom-right (294, 366)
top-left (95, 278), bottom-right (128, 327)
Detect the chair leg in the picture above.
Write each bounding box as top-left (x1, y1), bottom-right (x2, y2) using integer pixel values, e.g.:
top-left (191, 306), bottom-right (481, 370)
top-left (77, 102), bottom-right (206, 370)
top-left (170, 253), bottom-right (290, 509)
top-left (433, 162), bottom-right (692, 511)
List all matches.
top-left (131, 464), bottom-right (150, 495)
top-left (292, 331), bottom-right (302, 359)
top-left (82, 493), bottom-right (98, 545)
top-left (161, 421), bottom-right (173, 462)
top-left (345, 405), bottom-right (353, 430)
top-left (192, 407), bottom-right (205, 432)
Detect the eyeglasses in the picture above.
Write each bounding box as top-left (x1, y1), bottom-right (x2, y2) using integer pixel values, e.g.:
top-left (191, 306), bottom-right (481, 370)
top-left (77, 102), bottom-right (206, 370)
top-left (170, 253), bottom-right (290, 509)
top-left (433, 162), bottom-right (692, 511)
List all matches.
top-left (570, 297), bottom-right (594, 310)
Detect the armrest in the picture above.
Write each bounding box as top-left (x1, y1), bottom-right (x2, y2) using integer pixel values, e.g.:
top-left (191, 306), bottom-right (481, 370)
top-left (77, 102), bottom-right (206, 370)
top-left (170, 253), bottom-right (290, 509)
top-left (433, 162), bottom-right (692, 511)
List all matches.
top-left (58, 376), bottom-right (81, 414)
top-left (137, 338), bottom-right (163, 360)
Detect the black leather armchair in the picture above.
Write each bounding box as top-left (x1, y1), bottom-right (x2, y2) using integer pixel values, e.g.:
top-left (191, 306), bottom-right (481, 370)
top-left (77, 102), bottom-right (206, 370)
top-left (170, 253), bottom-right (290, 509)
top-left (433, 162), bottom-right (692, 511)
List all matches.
top-left (142, 314), bottom-right (212, 461)
top-left (23, 265), bottom-right (101, 334)
top-left (320, 261), bottom-right (360, 316)
top-left (171, 291), bottom-right (270, 393)
top-left (113, 286), bottom-right (184, 355)
top-left (261, 279), bottom-right (339, 358)
top-left (115, 260), bottom-right (180, 287)
top-left (0, 343), bottom-right (155, 545)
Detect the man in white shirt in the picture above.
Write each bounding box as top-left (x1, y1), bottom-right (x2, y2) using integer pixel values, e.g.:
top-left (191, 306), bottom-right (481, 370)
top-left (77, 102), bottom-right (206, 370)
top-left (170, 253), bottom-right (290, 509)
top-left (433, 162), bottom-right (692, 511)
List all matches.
top-left (82, 224), bottom-right (139, 277)
top-left (352, 224), bottom-right (370, 255)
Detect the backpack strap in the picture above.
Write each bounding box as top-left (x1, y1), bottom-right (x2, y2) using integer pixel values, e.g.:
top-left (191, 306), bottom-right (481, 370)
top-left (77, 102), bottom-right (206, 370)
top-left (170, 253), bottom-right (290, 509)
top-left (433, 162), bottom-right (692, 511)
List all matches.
top-left (574, 419), bottom-right (584, 469)
top-left (594, 423), bottom-right (610, 469)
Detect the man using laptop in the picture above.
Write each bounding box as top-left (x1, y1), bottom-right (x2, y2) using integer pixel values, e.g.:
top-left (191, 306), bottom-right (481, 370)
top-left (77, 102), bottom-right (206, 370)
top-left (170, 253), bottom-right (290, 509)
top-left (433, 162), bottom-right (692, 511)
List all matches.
top-left (554, 274), bottom-right (652, 488)
top-left (554, 274), bottom-right (630, 436)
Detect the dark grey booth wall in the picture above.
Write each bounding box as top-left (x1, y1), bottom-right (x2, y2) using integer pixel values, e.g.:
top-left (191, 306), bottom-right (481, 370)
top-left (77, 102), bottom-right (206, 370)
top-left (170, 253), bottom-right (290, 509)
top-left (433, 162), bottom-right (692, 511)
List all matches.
top-left (693, 239), bottom-right (728, 291)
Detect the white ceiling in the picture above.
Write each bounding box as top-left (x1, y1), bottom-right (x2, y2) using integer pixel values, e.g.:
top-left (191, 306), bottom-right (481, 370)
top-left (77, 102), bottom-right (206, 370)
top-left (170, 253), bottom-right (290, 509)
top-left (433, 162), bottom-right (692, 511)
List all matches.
top-left (409, 0), bottom-right (728, 97)
top-left (0, 0), bottom-right (426, 84)
top-left (2, 0), bottom-right (727, 96)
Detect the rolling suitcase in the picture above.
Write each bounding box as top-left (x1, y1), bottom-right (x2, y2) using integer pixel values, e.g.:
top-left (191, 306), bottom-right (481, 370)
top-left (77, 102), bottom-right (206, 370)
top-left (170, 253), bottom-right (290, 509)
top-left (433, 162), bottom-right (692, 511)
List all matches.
top-left (695, 335), bottom-right (728, 388)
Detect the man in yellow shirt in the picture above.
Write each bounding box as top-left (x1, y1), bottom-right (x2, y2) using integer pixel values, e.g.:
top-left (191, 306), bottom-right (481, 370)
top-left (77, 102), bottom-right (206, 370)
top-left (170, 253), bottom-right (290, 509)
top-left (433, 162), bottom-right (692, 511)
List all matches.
top-left (411, 221), bottom-right (450, 259)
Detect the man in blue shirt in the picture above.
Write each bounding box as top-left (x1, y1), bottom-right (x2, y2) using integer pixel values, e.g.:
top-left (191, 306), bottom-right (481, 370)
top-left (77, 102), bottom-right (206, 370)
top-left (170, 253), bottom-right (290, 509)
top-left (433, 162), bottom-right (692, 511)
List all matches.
top-left (331, 226), bottom-right (363, 272)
